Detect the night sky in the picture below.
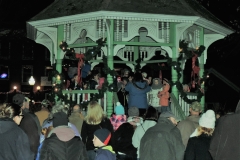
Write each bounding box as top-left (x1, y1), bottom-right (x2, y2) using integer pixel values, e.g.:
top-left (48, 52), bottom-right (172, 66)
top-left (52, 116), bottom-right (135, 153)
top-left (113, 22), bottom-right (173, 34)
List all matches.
top-left (0, 0), bottom-right (240, 110)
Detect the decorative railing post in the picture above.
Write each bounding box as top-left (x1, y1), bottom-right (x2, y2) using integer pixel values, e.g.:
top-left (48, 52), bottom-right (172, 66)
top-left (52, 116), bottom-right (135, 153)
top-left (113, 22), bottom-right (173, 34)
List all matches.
top-left (106, 19), bottom-right (114, 117)
top-left (199, 27), bottom-right (205, 110)
top-left (170, 23), bottom-right (179, 99)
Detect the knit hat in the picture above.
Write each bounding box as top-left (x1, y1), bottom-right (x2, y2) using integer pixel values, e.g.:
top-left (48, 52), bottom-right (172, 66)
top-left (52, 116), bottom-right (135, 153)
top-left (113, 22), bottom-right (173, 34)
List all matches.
top-left (199, 110), bottom-right (216, 129)
top-left (115, 102), bottom-right (125, 115)
top-left (190, 101), bottom-right (202, 112)
top-left (53, 112), bottom-right (68, 127)
top-left (94, 129), bottom-right (111, 145)
top-left (128, 106), bottom-right (139, 117)
top-left (159, 111), bottom-right (180, 122)
top-left (12, 94), bottom-right (25, 107)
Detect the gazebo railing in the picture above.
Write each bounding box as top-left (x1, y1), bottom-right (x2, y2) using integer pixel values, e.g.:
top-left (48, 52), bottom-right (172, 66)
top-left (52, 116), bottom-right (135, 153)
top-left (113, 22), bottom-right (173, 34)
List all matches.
top-left (178, 92), bottom-right (198, 116)
top-left (62, 90), bottom-right (107, 113)
top-left (170, 93), bottom-right (186, 121)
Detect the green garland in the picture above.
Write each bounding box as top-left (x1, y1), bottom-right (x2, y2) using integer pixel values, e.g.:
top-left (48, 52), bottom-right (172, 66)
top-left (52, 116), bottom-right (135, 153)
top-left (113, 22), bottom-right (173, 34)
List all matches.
top-left (169, 40), bottom-right (206, 104)
top-left (48, 39), bottom-right (208, 105)
top-left (47, 38), bottom-right (109, 106)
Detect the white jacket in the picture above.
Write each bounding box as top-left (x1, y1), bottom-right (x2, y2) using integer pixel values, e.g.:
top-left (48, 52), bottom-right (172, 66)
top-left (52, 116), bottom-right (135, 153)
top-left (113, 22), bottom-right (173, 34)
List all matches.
top-left (148, 88), bottom-right (162, 107)
top-left (132, 119), bottom-right (157, 158)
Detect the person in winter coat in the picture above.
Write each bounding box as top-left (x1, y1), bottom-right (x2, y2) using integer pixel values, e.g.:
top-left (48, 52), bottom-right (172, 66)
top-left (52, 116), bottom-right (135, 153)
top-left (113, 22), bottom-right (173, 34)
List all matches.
top-left (148, 78), bottom-right (163, 113)
top-left (140, 111), bottom-right (184, 160)
top-left (125, 72), bottom-right (151, 116)
top-left (0, 103), bottom-right (34, 160)
top-left (39, 111), bottom-right (88, 160)
top-left (158, 81), bottom-right (170, 112)
top-left (40, 104), bottom-right (80, 144)
top-left (112, 107), bottom-right (142, 160)
top-left (35, 99), bottom-right (51, 126)
top-left (81, 101), bottom-right (114, 160)
top-left (209, 100), bottom-right (240, 160)
top-left (184, 110), bottom-right (216, 160)
top-left (12, 94), bottom-right (40, 156)
top-left (69, 104), bottom-right (84, 134)
top-left (117, 77), bottom-right (129, 114)
top-left (132, 106), bottom-right (158, 159)
top-left (177, 101), bottom-right (202, 147)
top-left (110, 102), bottom-right (127, 131)
top-left (68, 74), bottom-right (82, 90)
top-left (93, 128), bottom-right (116, 160)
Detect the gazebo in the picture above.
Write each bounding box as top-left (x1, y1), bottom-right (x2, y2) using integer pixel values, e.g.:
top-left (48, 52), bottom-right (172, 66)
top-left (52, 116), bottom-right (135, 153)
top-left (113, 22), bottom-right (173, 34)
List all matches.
top-left (27, 0), bottom-right (233, 118)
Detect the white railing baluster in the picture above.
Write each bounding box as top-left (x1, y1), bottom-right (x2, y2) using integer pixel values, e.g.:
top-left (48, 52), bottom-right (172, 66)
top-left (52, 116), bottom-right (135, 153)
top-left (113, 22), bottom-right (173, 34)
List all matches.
top-left (77, 93), bottom-right (81, 104)
top-left (116, 19), bottom-right (119, 41)
top-left (161, 22), bottom-right (164, 40)
top-left (122, 20), bottom-right (124, 40)
top-left (98, 19), bottom-right (102, 38)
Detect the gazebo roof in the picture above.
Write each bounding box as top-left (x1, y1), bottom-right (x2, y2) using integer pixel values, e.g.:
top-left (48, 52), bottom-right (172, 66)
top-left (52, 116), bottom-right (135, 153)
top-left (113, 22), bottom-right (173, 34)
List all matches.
top-left (30, 0), bottom-right (229, 29)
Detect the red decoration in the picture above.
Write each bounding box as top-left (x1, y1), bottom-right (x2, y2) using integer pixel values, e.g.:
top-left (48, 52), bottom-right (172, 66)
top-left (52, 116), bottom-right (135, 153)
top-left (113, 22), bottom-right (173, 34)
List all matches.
top-left (191, 53), bottom-right (200, 88)
top-left (75, 53), bottom-right (85, 86)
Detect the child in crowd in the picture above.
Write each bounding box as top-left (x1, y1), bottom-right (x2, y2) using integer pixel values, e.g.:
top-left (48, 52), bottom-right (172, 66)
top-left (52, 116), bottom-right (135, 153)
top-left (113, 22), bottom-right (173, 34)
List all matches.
top-left (158, 79), bottom-right (170, 112)
top-left (93, 128), bottom-right (116, 160)
top-left (110, 102), bottom-right (127, 131)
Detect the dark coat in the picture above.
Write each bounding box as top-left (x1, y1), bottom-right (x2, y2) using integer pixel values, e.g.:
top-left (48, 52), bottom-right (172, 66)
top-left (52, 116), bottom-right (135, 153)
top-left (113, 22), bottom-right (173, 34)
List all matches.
top-left (0, 118), bottom-right (34, 160)
top-left (20, 109), bottom-right (40, 155)
top-left (112, 123), bottom-right (137, 157)
top-left (68, 81), bottom-right (82, 90)
top-left (39, 126), bottom-right (88, 160)
top-left (184, 134), bottom-right (213, 160)
top-left (95, 146), bottom-right (116, 160)
top-left (140, 117), bottom-right (185, 160)
top-left (89, 79), bottom-right (98, 90)
top-left (125, 81), bottom-right (151, 109)
top-left (209, 103), bottom-right (240, 160)
top-left (81, 118), bottom-right (114, 151)
top-left (117, 88), bottom-right (128, 113)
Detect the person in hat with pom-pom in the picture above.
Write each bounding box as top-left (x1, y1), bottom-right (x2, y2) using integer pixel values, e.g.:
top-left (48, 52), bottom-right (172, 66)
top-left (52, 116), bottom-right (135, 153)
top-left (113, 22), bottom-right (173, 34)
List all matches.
top-left (110, 102), bottom-right (127, 131)
top-left (93, 128), bottom-right (116, 160)
top-left (184, 109), bottom-right (216, 160)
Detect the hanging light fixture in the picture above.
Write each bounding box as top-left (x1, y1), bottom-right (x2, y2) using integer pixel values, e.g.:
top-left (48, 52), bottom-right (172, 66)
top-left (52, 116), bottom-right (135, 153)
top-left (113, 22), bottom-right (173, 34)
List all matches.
top-left (28, 76), bottom-right (35, 86)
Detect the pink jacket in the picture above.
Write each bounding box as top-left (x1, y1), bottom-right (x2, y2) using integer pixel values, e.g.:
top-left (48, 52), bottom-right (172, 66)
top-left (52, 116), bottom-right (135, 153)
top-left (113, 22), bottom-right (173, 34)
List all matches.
top-left (110, 114), bottom-right (127, 131)
top-left (158, 84), bottom-right (170, 106)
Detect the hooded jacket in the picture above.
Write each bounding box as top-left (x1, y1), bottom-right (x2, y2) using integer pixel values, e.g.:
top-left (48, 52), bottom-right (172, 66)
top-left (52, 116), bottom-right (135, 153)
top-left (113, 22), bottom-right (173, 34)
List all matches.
top-left (0, 118), bottom-right (34, 160)
top-left (39, 126), bottom-right (88, 160)
top-left (209, 100), bottom-right (240, 160)
top-left (95, 145), bottom-right (116, 160)
top-left (140, 117), bottom-right (185, 160)
top-left (125, 81), bottom-right (151, 109)
top-left (158, 84), bottom-right (170, 106)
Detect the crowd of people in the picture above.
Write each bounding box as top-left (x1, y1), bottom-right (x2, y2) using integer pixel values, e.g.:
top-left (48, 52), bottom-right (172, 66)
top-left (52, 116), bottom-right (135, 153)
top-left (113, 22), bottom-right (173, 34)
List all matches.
top-left (0, 69), bottom-right (240, 160)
